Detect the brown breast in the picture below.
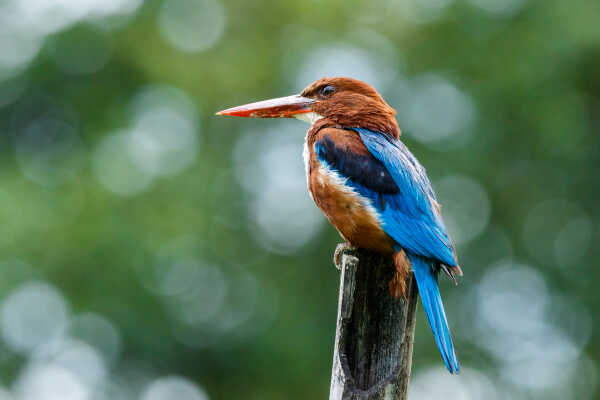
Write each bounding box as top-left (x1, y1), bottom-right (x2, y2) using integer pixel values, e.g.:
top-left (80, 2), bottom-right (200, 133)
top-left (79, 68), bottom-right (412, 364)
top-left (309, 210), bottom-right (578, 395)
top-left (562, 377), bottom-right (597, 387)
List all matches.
top-left (305, 126), bottom-right (395, 254)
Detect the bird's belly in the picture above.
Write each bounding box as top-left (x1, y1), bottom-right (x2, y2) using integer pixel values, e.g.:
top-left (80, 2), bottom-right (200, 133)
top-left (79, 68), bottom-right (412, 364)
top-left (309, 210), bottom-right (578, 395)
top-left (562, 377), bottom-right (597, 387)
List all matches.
top-left (309, 162), bottom-right (395, 254)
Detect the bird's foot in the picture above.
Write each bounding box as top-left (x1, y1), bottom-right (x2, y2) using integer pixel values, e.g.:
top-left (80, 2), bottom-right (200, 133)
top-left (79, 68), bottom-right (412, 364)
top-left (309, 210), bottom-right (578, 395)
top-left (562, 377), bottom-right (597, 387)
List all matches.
top-left (333, 242), bottom-right (355, 270)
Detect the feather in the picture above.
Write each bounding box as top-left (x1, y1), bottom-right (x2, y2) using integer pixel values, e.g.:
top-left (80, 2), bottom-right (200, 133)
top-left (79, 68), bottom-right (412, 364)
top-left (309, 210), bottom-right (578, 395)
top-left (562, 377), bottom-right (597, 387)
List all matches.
top-left (411, 254), bottom-right (460, 374)
top-left (351, 128), bottom-right (458, 267)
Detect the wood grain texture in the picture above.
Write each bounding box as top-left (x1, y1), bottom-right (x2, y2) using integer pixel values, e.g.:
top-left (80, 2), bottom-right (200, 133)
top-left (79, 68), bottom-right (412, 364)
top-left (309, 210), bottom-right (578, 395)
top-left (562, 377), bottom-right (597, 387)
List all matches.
top-left (330, 245), bottom-right (418, 400)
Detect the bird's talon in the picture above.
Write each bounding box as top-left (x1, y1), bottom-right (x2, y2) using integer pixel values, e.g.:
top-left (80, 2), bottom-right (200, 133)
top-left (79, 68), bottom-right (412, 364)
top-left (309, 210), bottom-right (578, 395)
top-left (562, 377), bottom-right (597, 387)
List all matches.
top-left (333, 242), bottom-right (354, 270)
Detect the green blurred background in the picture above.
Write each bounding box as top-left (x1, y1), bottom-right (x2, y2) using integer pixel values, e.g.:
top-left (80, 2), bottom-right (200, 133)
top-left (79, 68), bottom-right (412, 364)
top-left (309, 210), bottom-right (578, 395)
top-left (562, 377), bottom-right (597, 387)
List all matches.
top-left (0, 0), bottom-right (598, 399)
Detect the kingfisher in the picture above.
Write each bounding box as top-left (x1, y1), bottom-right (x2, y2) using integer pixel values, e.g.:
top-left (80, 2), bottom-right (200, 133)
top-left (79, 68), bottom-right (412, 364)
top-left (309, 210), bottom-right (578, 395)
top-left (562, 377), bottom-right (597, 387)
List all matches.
top-left (217, 77), bottom-right (461, 374)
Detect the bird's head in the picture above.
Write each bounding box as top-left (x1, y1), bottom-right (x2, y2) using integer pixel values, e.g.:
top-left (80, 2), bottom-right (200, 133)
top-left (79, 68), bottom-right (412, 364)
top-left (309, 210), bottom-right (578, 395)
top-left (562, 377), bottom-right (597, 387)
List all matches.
top-left (217, 77), bottom-right (400, 138)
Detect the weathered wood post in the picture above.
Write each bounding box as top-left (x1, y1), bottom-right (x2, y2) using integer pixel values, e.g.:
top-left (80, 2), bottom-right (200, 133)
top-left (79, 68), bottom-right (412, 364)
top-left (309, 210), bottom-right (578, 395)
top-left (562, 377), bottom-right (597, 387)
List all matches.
top-left (330, 245), bottom-right (419, 400)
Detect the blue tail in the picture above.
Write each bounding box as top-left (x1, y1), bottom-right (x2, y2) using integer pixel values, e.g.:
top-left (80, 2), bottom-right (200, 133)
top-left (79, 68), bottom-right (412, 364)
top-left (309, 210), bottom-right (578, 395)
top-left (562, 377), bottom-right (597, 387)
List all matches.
top-left (410, 254), bottom-right (460, 374)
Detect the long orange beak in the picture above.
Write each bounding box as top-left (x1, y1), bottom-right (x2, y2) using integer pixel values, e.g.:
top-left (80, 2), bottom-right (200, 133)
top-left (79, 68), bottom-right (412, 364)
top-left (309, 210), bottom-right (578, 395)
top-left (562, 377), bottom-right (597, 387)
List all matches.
top-left (216, 95), bottom-right (315, 118)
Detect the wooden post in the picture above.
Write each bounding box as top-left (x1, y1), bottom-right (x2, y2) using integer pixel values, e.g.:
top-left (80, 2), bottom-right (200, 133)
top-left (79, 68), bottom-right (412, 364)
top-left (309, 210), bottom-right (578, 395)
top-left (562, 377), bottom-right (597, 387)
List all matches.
top-left (330, 245), bottom-right (419, 400)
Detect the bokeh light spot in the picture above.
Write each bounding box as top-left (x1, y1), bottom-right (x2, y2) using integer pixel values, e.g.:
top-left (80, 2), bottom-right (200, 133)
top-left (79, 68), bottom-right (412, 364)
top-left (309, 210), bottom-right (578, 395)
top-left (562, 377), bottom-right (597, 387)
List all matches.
top-left (142, 376), bottom-right (208, 400)
top-left (0, 281), bottom-right (69, 355)
top-left (158, 0), bottom-right (226, 53)
top-left (158, 260), bottom-right (228, 325)
top-left (471, 262), bottom-right (593, 394)
top-left (92, 132), bottom-right (154, 196)
top-left (0, 27), bottom-right (42, 80)
top-left (523, 199), bottom-right (590, 267)
top-left (69, 313), bottom-right (122, 365)
top-left (8, 0), bottom-right (143, 35)
top-left (92, 86), bottom-right (197, 195)
top-left (409, 366), bottom-right (502, 399)
top-left (434, 175), bottom-right (491, 245)
top-left (295, 44), bottom-right (397, 93)
top-left (233, 123), bottom-right (324, 254)
top-left (128, 85), bottom-right (200, 176)
top-left (0, 387), bottom-right (12, 400)
top-left (399, 74), bottom-right (476, 145)
top-left (129, 107), bottom-right (198, 176)
top-left (0, 0), bottom-right (142, 80)
top-left (36, 339), bottom-right (107, 388)
top-left (476, 263), bottom-right (549, 352)
top-left (14, 364), bottom-right (89, 400)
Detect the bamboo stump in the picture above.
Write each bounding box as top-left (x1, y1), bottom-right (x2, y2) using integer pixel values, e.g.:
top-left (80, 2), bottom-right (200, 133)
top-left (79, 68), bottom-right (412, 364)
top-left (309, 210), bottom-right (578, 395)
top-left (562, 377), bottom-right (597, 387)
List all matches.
top-left (330, 245), bottom-right (419, 400)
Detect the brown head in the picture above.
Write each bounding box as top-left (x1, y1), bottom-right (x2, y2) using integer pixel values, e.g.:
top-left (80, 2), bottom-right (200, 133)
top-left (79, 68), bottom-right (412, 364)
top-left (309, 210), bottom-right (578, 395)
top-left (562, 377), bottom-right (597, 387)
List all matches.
top-left (217, 77), bottom-right (400, 138)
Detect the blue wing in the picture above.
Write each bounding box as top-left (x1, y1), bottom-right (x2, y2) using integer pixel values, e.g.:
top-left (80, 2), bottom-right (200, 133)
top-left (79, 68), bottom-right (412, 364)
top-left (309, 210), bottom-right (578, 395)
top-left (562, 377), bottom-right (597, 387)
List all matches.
top-left (354, 128), bottom-right (456, 266)
top-left (315, 128), bottom-right (456, 266)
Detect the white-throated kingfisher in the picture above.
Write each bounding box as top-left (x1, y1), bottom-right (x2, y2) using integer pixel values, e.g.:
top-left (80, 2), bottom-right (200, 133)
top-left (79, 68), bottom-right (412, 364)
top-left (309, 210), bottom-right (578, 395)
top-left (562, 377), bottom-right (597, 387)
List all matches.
top-left (217, 77), bottom-right (462, 374)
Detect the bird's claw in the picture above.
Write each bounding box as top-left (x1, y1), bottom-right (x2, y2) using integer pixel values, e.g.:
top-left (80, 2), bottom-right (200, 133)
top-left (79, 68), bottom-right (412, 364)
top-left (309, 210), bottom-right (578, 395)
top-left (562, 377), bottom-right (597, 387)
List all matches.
top-left (333, 242), bottom-right (355, 270)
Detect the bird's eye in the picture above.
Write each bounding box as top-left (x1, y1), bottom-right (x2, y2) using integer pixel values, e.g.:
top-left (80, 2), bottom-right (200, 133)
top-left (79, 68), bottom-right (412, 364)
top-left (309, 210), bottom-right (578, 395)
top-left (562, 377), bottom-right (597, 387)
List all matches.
top-left (320, 85), bottom-right (335, 98)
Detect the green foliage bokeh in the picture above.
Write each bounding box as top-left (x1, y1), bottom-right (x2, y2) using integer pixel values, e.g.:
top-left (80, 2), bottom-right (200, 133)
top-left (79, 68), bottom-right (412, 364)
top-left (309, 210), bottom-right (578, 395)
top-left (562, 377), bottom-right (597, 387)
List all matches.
top-left (0, 0), bottom-right (599, 399)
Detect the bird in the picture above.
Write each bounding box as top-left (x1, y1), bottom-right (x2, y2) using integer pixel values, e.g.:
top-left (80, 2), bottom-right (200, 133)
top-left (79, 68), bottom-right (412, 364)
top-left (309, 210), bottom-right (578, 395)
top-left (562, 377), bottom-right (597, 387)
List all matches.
top-left (216, 77), bottom-right (461, 374)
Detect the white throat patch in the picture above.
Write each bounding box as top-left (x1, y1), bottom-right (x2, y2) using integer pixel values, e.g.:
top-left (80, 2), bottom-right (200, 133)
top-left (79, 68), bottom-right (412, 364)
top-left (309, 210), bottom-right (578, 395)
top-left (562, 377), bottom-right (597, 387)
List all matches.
top-left (294, 112), bottom-right (323, 125)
